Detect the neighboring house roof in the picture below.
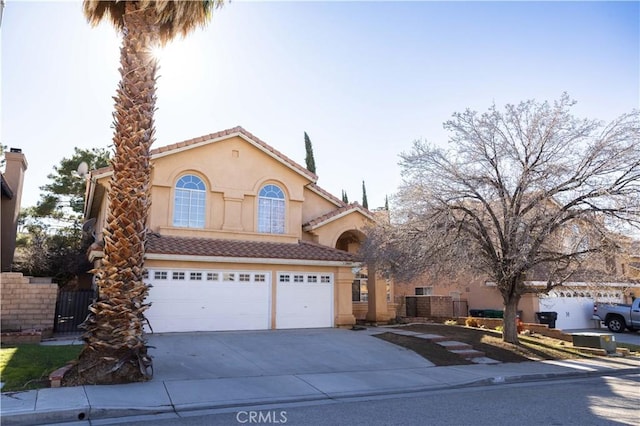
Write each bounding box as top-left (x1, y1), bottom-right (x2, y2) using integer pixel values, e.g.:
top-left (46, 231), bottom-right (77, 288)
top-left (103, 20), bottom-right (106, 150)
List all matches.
top-left (303, 202), bottom-right (374, 231)
top-left (526, 262), bottom-right (630, 284)
top-left (144, 233), bottom-right (361, 264)
top-left (0, 173), bottom-right (13, 199)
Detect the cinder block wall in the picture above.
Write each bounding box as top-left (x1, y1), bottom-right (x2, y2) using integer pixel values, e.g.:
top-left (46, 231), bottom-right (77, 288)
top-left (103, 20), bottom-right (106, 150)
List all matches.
top-left (1, 273), bottom-right (57, 336)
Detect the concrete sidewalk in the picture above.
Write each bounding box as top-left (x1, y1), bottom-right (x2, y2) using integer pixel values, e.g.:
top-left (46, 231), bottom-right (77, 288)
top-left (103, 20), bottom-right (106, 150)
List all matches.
top-left (2, 328), bottom-right (640, 425)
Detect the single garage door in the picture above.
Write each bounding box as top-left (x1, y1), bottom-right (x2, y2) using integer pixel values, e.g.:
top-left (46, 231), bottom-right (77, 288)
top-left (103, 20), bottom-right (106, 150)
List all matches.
top-left (145, 269), bottom-right (270, 332)
top-left (276, 272), bottom-right (333, 329)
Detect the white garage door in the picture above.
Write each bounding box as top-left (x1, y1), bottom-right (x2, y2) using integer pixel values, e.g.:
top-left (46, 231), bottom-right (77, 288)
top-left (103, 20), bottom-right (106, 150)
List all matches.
top-left (539, 290), bottom-right (625, 330)
top-left (276, 272), bottom-right (333, 329)
top-left (145, 269), bottom-right (270, 332)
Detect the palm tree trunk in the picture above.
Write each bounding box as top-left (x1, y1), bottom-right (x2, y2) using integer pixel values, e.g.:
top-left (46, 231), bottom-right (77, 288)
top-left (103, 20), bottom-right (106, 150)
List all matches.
top-left (70, 3), bottom-right (157, 385)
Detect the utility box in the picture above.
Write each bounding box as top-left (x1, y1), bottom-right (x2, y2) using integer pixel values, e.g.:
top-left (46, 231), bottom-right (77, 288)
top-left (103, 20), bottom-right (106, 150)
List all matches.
top-left (572, 333), bottom-right (617, 354)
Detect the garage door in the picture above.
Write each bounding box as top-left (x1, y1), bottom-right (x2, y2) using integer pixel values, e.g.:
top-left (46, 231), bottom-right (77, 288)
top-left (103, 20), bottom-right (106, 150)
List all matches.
top-left (145, 269), bottom-right (270, 332)
top-left (276, 272), bottom-right (333, 329)
top-left (539, 289), bottom-right (625, 329)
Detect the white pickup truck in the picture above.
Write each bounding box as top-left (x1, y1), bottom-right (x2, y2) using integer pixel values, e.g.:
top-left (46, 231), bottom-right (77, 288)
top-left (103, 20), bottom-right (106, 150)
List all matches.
top-left (593, 299), bottom-right (640, 332)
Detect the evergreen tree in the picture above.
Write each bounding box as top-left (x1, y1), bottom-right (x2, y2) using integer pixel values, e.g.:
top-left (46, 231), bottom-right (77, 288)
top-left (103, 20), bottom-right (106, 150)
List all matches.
top-left (0, 144), bottom-right (7, 169)
top-left (385, 195), bottom-right (389, 211)
top-left (342, 190), bottom-right (349, 203)
top-left (304, 131), bottom-right (316, 174)
top-left (362, 180), bottom-right (368, 209)
top-left (34, 147), bottom-right (110, 220)
top-left (15, 147), bottom-right (110, 284)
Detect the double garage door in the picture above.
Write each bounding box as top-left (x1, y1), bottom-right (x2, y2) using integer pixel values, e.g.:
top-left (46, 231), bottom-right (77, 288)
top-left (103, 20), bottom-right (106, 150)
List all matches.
top-left (145, 269), bottom-right (333, 332)
top-left (538, 289), bottom-right (625, 329)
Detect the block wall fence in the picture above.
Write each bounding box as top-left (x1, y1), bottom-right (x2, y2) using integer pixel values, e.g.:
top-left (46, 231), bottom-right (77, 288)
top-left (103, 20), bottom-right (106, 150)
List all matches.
top-left (1, 272), bottom-right (57, 337)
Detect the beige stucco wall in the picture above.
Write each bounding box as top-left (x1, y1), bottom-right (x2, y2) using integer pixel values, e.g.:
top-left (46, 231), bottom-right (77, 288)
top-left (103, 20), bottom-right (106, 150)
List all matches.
top-left (149, 136), bottom-right (309, 240)
top-left (311, 211), bottom-right (369, 249)
top-left (301, 187), bottom-right (342, 225)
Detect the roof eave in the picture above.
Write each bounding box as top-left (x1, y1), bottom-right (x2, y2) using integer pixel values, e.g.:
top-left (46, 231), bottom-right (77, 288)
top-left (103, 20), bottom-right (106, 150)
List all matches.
top-left (145, 252), bottom-right (359, 267)
top-left (304, 206), bottom-right (375, 232)
top-left (0, 174), bottom-right (13, 199)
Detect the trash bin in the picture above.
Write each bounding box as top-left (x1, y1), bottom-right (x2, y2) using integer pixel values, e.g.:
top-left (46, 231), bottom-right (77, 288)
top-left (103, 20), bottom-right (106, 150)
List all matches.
top-left (469, 309), bottom-right (485, 317)
top-left (536, 311), bottom-right (558, 329)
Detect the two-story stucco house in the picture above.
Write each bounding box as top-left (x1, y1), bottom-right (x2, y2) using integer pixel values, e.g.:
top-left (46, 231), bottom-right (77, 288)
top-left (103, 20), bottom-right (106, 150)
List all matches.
top-left (84, 126), bottom-right (395, 333)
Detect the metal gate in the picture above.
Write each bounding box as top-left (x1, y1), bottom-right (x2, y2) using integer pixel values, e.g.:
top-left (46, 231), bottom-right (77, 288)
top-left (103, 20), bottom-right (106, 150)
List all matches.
top-left (453, 300), bottom-right (468, 317)
top-left (53, 289), bottom-right (96, 334)
top-left (405, 296), bottom-right (417, 317)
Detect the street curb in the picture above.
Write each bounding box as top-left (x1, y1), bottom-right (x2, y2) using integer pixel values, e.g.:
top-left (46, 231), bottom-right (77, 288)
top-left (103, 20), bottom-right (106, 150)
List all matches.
top-left (475, 366), bottom-right (640, 387)
top-left (1, 406), bottom-right (91, 426)
top-left (3, 366), bottom-right (640, 425)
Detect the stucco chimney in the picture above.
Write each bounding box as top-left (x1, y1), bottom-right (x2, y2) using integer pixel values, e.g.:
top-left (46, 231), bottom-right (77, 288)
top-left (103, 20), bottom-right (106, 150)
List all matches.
top-left (1, 148), bottom-right (28, 271)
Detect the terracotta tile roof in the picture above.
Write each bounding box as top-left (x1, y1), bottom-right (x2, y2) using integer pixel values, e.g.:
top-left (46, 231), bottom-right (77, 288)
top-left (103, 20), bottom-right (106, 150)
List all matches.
top-left (303, 202), bottom-right (374, 231)
top-left (90, 126), bottom-right (317, 181)
top-left (146, 233), bottom-right (361, 263)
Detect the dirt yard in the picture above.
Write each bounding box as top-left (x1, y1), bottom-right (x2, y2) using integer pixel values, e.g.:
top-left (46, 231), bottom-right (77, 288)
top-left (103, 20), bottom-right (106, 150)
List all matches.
top-left (375, 323), bottom-right (594, 366)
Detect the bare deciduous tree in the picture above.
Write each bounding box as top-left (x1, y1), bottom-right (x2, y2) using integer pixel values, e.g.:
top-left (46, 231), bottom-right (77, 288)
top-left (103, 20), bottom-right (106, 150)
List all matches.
top-left (363, 94), bottom-right (640, 343)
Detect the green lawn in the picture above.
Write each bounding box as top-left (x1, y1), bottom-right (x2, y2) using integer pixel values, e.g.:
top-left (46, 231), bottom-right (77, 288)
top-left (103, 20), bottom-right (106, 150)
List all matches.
top-left (0, 344), bottom-right (81, 392)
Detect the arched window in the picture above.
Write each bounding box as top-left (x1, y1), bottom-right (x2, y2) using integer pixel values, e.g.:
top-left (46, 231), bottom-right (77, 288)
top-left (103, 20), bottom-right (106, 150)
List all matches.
top-left (258, 184), bottom-right (285, 234)
top-left (173, 175), bottom-right (206, 228)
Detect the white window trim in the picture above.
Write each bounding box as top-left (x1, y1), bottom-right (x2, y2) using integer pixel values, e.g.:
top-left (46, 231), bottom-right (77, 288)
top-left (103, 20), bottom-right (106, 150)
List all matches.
top-left (277, 272), bottom-right (334, 285)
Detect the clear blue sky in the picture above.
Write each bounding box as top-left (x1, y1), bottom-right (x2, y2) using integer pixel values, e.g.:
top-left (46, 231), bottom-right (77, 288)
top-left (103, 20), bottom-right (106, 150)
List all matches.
top-left (2, 1), bottom-right (638, 211)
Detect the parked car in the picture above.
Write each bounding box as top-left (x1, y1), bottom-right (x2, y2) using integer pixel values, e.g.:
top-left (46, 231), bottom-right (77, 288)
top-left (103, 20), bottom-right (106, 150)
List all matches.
top-left (593, 299), bottom-right (640, 332)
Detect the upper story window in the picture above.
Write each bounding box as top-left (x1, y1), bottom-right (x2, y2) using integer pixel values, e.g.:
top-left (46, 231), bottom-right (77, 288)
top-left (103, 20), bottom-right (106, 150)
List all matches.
top-left (258, 184), bottom-right (285, 234)
top-left (173, 174), bottom-right (206, 228)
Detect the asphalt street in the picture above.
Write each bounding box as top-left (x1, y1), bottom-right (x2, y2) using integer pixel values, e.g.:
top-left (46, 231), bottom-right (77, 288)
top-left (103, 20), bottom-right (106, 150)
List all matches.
top-left (94, 373), bottom-right (640, 426)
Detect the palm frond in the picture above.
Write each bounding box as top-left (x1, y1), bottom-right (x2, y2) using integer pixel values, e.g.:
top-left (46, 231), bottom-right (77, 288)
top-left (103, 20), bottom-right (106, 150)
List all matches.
top-left (83, 0), bottom-right (224, 44)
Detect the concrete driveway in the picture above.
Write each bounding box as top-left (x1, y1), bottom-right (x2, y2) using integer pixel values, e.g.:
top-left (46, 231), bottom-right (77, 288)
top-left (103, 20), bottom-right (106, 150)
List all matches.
top-left (148, 328), bottom-right (435, 381)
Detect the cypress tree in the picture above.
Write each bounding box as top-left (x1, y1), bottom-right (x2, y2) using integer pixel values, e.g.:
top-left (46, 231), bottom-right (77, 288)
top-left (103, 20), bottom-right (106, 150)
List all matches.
top-left (362, 180), bottom-right (368, 209)
top-left (304, 131), bottom-right (316, 174)
top-left (385, 195), bottom-right (389, 210)
top-left (342, 190), bottom-right (349, 203)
